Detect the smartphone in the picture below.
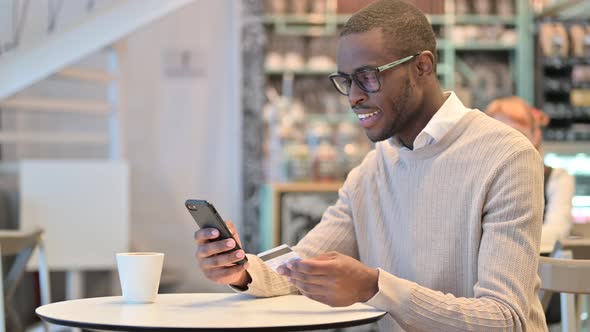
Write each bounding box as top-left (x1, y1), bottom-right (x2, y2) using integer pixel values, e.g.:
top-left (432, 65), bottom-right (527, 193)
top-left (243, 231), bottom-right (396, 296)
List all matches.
top-left (185, 199), bottom-right (247, 265)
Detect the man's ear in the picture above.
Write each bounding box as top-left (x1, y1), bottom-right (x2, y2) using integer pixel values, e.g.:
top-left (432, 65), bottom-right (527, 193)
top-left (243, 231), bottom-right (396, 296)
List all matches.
top-left (415, 51), bottom-right (435, 77)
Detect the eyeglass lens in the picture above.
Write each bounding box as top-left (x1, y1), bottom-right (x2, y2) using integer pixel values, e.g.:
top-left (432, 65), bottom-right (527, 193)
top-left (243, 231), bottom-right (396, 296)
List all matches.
top-left (331, 70), bottom-right (380, 96)
top-left (331, 76), bottom-right (352, 95)
top-left (354, 70), bottom-right (379, 92)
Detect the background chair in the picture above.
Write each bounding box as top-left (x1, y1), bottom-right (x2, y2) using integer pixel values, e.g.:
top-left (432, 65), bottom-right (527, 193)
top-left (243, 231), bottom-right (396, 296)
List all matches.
top-left (566, 223), bottom-right (590, 259)
top-left (538, 255), bottom-right (590, 332)
top-left (571, 223), bottom-right (590, 238)
top-left (561, 223), bottom-right (590, 330)
top-left (0, 228), bottom-right (50, 332)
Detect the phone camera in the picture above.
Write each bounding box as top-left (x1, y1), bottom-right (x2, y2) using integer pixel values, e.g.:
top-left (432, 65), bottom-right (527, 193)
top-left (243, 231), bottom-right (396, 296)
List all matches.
top-left (189, 204), bottom-right (198, 210)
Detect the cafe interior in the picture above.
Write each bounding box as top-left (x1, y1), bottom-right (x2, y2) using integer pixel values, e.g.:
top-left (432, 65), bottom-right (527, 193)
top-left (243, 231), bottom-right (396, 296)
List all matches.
top-left (0, 0), bottom-right (590, 331)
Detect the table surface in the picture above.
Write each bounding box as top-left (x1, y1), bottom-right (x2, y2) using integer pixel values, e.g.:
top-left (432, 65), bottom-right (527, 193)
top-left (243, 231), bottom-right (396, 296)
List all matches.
top-left (561, 237), bottom-right (590, 246)
top-left (540, 237), bottom-right (590, 255)
top-left (36, 293), bottom-right (386, 331)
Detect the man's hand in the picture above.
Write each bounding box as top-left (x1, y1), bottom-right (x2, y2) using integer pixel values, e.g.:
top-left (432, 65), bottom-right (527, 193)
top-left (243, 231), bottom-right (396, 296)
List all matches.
top-left (194, 220), bottom-right (251, 288)
top-left (277, 251), bottom-right (379, 307)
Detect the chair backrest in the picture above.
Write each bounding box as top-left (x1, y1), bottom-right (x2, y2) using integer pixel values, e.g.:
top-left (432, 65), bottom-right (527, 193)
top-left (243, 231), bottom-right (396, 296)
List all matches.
top-left (562, 242), bottom-right (590, 260)
top-left (0, 229), bottom-right (43, 256)
top-left (538, 256), bottom-right (590, 294)
top-left (571, 223), bottom-right (590, 238)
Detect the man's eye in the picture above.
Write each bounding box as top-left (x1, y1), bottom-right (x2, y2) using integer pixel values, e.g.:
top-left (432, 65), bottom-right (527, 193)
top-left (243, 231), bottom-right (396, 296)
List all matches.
top-left (356, 72), bottom-right (376, 83)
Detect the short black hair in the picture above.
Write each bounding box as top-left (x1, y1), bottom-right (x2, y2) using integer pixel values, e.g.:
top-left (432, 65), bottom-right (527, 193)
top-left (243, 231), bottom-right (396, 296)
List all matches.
top-left (341, 0), bottom-right (436, 60)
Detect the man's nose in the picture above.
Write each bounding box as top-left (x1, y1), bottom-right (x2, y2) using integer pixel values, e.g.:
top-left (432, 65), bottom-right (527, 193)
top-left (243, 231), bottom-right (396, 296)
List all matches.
top-left (348, 82), bottom-right (368, 107)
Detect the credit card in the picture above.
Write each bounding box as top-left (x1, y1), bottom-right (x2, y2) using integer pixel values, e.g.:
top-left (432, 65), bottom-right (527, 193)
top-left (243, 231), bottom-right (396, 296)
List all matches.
top-left (257, 244), bottom-right (301, 272)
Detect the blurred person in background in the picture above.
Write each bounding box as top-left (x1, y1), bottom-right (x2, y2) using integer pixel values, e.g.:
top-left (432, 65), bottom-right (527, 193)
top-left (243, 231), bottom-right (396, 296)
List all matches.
top-left (486, 96), bottom-right (574, 251)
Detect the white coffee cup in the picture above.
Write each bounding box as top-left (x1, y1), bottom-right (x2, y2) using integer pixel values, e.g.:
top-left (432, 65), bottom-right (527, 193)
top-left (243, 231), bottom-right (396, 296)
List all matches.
top-left (116, 252), bottom-right (164, 303)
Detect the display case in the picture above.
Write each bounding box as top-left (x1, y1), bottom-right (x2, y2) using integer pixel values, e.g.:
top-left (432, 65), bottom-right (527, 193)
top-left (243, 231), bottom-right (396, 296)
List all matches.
top-left (259, 0), bottom-right (534, 231)
top-left (536, 17), bottom-right (590, 141)
top-left (531, 2), bottom-right (590, 227)
top-left (262, 0), bottom-right (533, 185)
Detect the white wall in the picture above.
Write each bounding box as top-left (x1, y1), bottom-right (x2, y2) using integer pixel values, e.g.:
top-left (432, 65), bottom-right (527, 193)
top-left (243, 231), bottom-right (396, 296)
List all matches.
top-left (125, 0), bottom-right (242, 292)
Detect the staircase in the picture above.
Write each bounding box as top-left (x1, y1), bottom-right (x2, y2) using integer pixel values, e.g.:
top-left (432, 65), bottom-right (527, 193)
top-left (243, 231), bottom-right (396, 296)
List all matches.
top-left (0, 0), bottom-right (194, 163)
top-left (0, 0), bottom-right (194, 99)
top-left (0, 43), bottom-right (125, 165)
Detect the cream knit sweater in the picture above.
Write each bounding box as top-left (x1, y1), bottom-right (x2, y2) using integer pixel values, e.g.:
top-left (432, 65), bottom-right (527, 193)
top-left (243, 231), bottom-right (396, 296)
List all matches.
top-left (242, 111), bottom-right (547, 331)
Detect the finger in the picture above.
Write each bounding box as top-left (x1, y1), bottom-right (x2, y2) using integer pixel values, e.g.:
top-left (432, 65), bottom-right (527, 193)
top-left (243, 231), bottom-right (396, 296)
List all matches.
top-left (196, 238), bottom-right (238, 258)
top-left (201, 250), bottom-right (246, 268)
top-left (288, 270), bottom-right (328, 286)
top-left (276, 265), bottom-right (291, 277)
top-left (225, 220), bottom-right (236, 235)
top-left (194, 228), bottom-right (220, 244)
top-left (289, 278), bottom-right (325, 295)
top-left (313, 251), bottom-right (339, 260)
top-left (204, 263), bottom-right (249, 284)
top-left (224, 220), bottom-right (244, 247)
top-left (286, 259), bottom-right (328, 276)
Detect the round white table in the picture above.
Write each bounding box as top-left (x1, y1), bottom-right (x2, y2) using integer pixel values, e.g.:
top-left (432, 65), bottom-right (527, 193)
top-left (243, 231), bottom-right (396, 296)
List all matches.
top-left (36, 293), bottom-right (386, 331)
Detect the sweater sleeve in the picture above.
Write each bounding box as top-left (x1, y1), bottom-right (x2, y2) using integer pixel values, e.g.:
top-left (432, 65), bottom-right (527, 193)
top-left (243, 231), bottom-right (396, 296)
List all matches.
top-left (541, 168), bottom-right (574, 248)
top-left (366, 147), bottom-right (545, 331)
top-left (235, 179), bottom-right (359, 297)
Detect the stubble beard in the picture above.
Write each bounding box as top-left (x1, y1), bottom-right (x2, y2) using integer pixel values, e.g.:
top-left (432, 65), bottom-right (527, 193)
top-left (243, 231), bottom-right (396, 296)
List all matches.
top-left (366, 78), bottom-right (413, 143)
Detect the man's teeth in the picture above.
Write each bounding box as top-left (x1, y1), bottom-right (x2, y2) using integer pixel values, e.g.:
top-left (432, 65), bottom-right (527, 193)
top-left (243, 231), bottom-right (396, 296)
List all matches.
top-left (358, 111), bottom-right (380, 120)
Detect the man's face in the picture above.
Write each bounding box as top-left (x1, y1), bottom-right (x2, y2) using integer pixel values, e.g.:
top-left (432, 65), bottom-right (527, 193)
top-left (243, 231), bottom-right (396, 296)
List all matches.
top-left (336, 29), bottom-right (417, 143)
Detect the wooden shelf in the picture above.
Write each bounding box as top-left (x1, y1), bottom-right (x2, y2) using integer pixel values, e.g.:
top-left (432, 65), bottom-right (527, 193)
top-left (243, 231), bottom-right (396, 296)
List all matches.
top-left (264, 14), bottom-right (517, 26)
top-left (265, 67), bottom-right (336, 75)
top-left (0, 98), bottom-right (111, 113)
top-left (544, 141), bottom-right (590, 154)
top-left (0, 132), bottom-right (109, 144)
top-left (55, 67), bottom-right (118, 83)
top-left (536, 0), bottom-right (588, 18)
top-left (454, 43), bottom-right (517, 51)
top-left (455, 15), bottom-right (517, 25)
top-left (270, 181), bottom-right (343, 192)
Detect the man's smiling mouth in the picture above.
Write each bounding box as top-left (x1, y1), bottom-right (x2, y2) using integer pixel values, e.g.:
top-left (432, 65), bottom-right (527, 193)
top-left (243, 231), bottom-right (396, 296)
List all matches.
top-left (357, 110), bottom-right (381, 120)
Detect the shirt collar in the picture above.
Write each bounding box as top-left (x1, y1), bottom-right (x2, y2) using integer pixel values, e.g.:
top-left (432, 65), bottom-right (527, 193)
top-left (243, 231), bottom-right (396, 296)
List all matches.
top-left (390, 91), bottom-right (471, 150)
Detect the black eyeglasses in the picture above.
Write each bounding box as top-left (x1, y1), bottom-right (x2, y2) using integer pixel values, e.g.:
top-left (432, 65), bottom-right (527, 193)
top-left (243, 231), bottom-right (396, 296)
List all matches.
top-left (328, 53), bottom-right (421, 96)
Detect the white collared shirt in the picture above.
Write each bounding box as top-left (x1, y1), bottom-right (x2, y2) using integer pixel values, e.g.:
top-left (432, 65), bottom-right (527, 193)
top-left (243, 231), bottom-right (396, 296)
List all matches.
top-left (390, 91), bottom-right (474, 150)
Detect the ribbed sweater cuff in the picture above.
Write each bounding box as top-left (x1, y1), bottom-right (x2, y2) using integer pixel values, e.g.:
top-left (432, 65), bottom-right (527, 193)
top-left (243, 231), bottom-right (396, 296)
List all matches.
top-left (228, 254), bottom-right (269, 296)
top-left (364, 268), bottom-right (416, 323)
